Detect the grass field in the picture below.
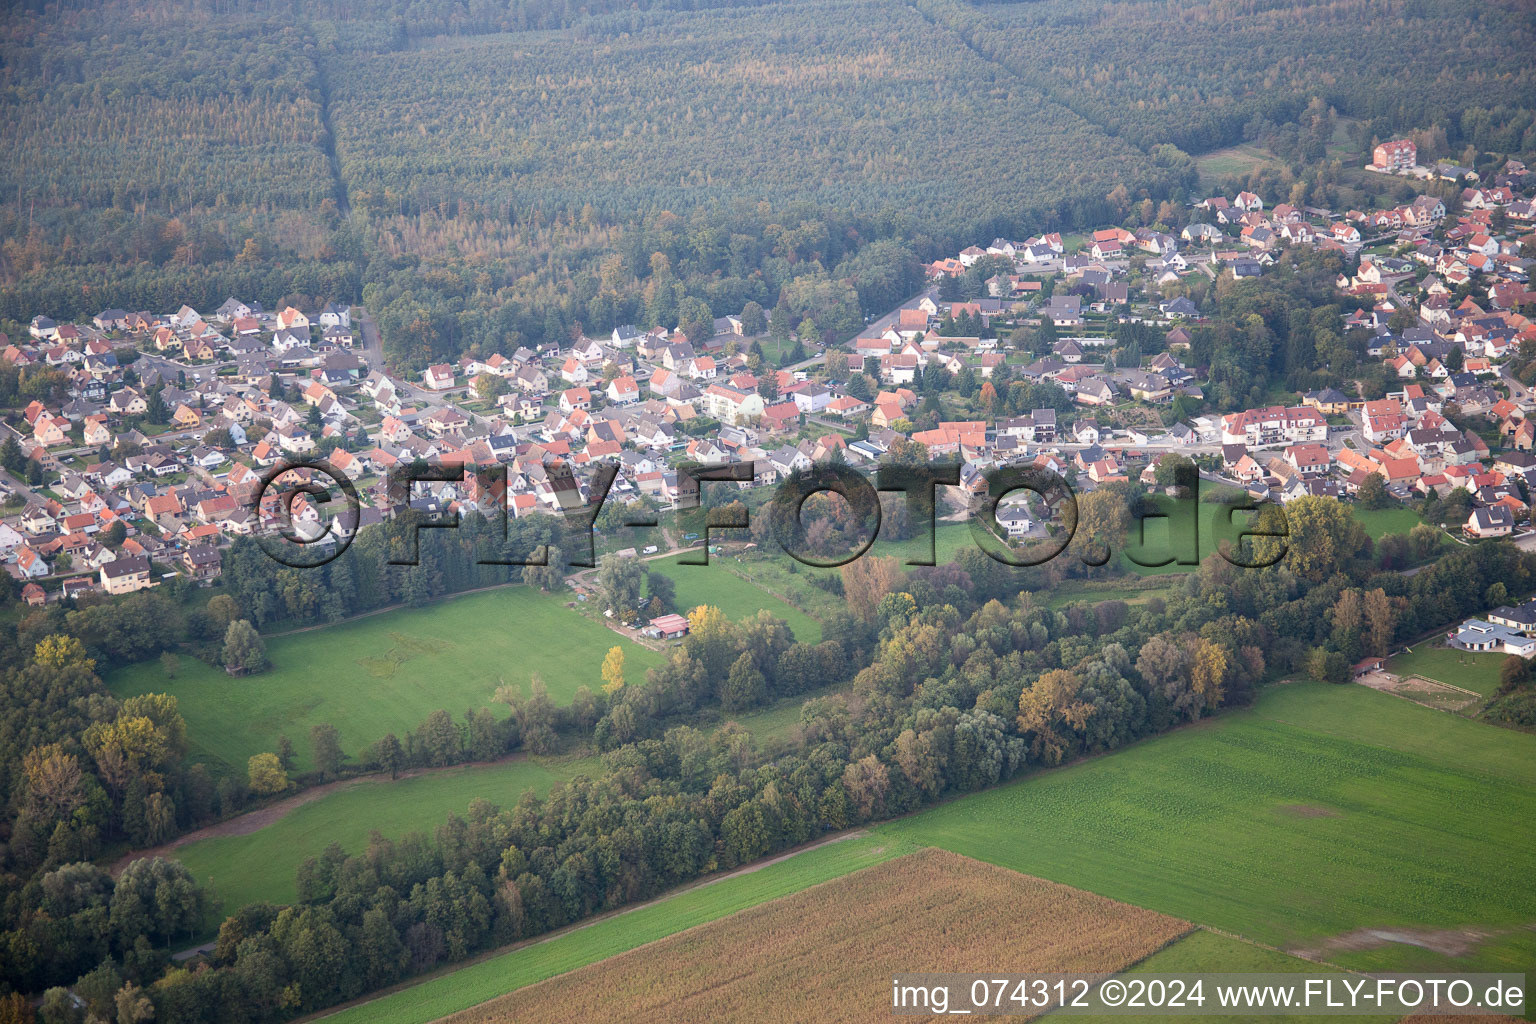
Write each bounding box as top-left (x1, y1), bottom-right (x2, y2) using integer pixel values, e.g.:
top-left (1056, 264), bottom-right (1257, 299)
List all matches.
top-left (108, 587), bottom-right (663, 773)
top-left (717, 554), bottom-right (846, 620)
top-left (1387, 644), bottom-right (1509, 697)
top-left (1352, 506), bottom-right (1425, 540)
top-left (1042, 583), bottom-right (1175, 610)
top-left (871, 518), bottom-right (977, 567)
top-left (174, 755), bottom-right (597, 920)
top-left (647, 555), bottom-right (823, 642)
top-left (318, 833), bottom-right (915, 1024)
top-left (725, 679), bottom-right (852, 744)
top-left (1195, 143), bottom-right (1282, 188)
top-left (441, 849), bottom-right (1189, 1024)
top-left (879, 682), bottom-right (1536, 973)
top-left (1121, 501), bottom-right (1249, 576)
top-left (1072, 929), bottom-right (1401, 1024)
top-left (1121, 501), bottom-right (1424, 577)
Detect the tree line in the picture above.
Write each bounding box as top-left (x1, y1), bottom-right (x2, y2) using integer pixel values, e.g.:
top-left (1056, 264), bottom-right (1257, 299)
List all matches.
top-left (3, 490), bottom-right (1533, 1020)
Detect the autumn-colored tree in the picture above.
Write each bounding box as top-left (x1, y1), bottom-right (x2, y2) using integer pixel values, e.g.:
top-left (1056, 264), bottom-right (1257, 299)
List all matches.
top-left (1189, 638), bottom-right (1230, 711)
top-left (0, 992), bottom-right (35, 1024)
top-left (893, 727), bottom-right (942, 797)
top-left (1363, 587), bottom-right (1396, 657)
top-left (840, 754), bottom-right (890, 821)
top-left (600, 645), bottom-right (625, 695)
top-left (1068, 485), bottom-right (1132, 567)
top-left (247, 753), bottom-right (288, 796)
top-left (34, 634), bottom-right (95, 672)
top-left (115, 982), bottom-right (154, 1024)
top-left (1331, 588), bottom-right (1362, 633)
top-left (1017, 668), bottom-right (1095, 765)
top-left (21, 743), bottom-right (85, 822)
top-left (680, 604), bottom-right (737, 681)
top-left (1260, 495), bottom-right (1366, 583)
top-left (83, 715), bottom-right (172, 793)
top-left (473, 372), bottom-right (509, 401)
top-left (840, 554), bottom-right (905, 620)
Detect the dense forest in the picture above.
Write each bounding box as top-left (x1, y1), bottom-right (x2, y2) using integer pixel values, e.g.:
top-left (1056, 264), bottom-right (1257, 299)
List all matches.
top-left (328, 1), bottom-right (1173, 235)
top-left (334, 0), bottom-right (1195, 369)
top-left (0, 1), bottom-right (357, 323)
top-left (923, 0), bottom-right (1536, 158)
top-left (8, 0), bottom-right (1528, 370)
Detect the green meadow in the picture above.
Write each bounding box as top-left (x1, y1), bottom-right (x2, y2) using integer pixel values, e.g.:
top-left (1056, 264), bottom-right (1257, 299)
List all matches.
top-left (871, 518), bottom-right (978, 566)
top-left (109, 587), bottom-right (663, 772)
top-left (1388, 644), bottom-right (1509, 697)
top-left (174, 756), bottom-right (597, 921)
top-left (1350, 506), bottom-right (1424, 540)
top-left (1123, 499), bottom-right (1425, 577)
top-left (646, 555), bottom-right (823, 642)
top-left (880, 682), bottom-right (1536, 973)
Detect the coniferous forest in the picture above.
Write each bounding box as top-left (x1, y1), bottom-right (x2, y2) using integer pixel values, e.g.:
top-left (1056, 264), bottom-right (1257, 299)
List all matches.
top-left (6, 0), bottom-right (1530, 370)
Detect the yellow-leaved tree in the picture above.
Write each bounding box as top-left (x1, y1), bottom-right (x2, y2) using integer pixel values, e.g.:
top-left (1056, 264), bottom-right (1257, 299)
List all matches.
top-left (34, 634), bottom-right (95, 672)
top-left (1017, 668), bottom-right (1095, 766)
top-left (601, 645), bottom-right (626, 695)
top-left (247, 753), bottom-right (288, 796)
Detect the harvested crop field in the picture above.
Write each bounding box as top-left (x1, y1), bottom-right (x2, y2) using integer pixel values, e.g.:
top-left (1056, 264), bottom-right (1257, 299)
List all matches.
top-left (442, 848), bottom-right (1190, 1024)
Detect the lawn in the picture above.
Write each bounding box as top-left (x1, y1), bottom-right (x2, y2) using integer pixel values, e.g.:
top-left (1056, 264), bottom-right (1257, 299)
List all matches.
top-left (1352, 506), bottom-right (1424, 540)
top-left (108, 587), bottom-right (663, 773)
top-left (725, 679), bottom-right (852, 744)
top-left (717, 554), bottom-right (846, 621)
top-left (754, 334), bottom-right (803, 366)
top-left (1195, 143), bottom-right (1282, 188)
top-left (174, 755), bottom-right (597, 923)
top-left (317, 833), bottom-right (914, 1024)
top-left (1042, 582), bottom-right (1174, 610)
top-left (867, 518), bottom-right (979, 567)
top-left (647, 554), bottom-right (823, 642)
top-left (1120, 500), bottom-right (1250, 576)
top-left (1387, 643), bottom-right (1508, 697)
top-left (879, 681), bottom-right (1536, 973)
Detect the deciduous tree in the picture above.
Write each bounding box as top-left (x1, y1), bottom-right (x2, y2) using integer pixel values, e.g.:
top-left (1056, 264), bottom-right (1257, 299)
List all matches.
top-left (1016, 668), bottom-right (1094, 765)
top-left (247, 753), bottom-right (288, 796)
top-left (223, 619), bottom-right (268, 675)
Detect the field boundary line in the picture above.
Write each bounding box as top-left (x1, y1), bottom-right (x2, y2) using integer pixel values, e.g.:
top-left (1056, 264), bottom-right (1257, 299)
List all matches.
top-left (1398, 675), bottom-right (1481, 698)
top-left (1187, 924), bottom-right (1367, 975)
top-left (110, 751), bottom-right (550, 876)
top-left (262, 581), bottom-right (525, 637)
top-left (300, 828), bottom-right (876, 1023)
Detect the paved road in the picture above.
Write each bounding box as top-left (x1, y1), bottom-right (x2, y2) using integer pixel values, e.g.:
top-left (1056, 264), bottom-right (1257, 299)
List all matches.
top-left (354, 305), bottom-right (385, 370)
top-left (859, 285), bottom-right (937, 339)
top-left (0, 466), bottom-right (39, 507)
top-left (351, 311), bottom-right (497, 427)
top-left (1500, 365), bottom-right (1530, 403)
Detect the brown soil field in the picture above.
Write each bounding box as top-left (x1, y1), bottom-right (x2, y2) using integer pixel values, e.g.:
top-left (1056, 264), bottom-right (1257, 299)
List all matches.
top-left (441, 847), bottom-right (1191, 1024)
